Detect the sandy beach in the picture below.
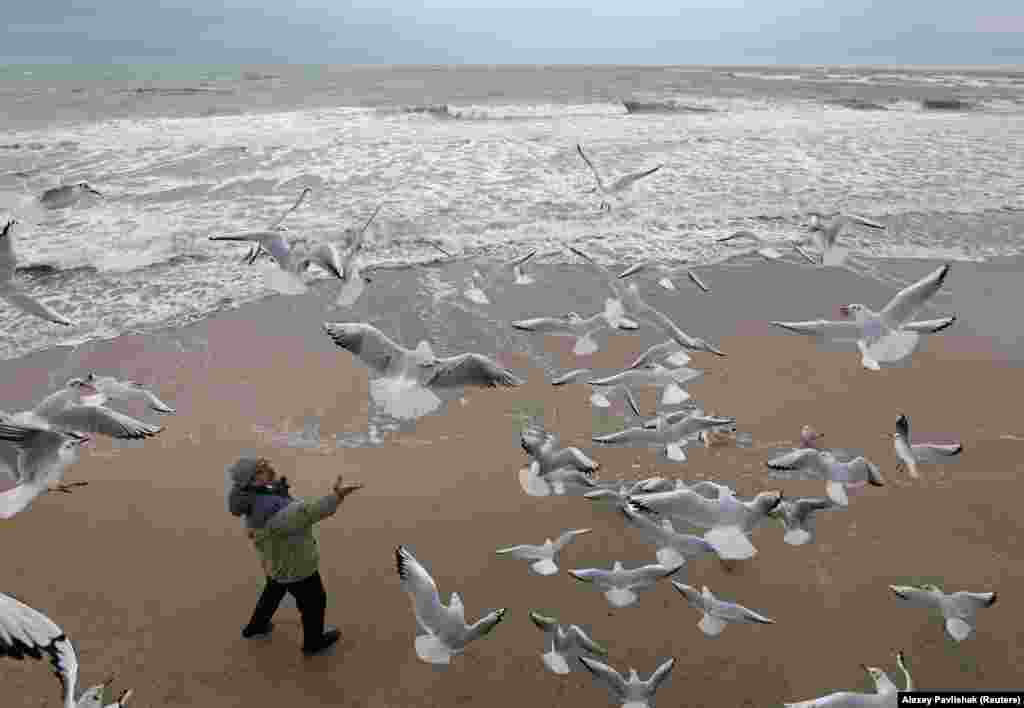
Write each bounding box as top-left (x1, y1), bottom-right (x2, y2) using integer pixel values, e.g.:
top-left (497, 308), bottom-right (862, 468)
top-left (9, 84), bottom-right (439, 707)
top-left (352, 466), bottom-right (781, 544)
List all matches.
top-left (2, 256), bottom-right (1023, 707)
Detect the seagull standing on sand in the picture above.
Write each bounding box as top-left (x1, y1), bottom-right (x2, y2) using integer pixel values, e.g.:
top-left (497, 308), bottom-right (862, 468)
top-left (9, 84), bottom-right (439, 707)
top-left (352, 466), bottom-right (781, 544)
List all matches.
top-left (577, 656), bottom-right (675, 708)
top-left (766, 448), bottom-right (884, 507)
top-left (617, 261), bottom-right (711, 294)
top-left (671, 582), bottom-right (775, 637)
top-left (1, 219), bottom-right (75, 326)
top-left (889, 584), bottom-right (996, 642)
top-left (0, 422), bottom-right (91, 518)
top-left (527, 611), bottom-right (608, 675)
top-left (495, 528), bottom-right (592, 576)
top-left (893, 413), bottom-right (963, 479)
top-left (38, 183), bottom-right (103, 210)
top-left (784, 651), bottom-right (912, 708)
top-left (767, 496), bottom-right (839, 546)
top-left (568, 561), bottom-right (682, 608)
top-left (626, 487), bottom-right (782, 560)
top-left (802, 212), bottom-right (887, 266)
top-left (1, 591), bottom-right (133, 708)
top-left (771, 263), bottom-right (954, 370)
top-left (395, 545), bottom-right (507, 665)
top-left (576, 143), bottom-right (663, 211)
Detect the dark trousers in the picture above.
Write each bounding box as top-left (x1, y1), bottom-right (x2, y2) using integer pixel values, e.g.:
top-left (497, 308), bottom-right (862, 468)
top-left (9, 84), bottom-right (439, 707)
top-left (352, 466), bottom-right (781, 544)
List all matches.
top-left (246, 571), bottom-right (327, 649)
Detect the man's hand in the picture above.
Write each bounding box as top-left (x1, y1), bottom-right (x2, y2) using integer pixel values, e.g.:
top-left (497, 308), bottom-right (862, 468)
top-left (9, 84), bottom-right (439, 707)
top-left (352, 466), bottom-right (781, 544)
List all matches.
top-left (332, 475), bottom-right (364, 499)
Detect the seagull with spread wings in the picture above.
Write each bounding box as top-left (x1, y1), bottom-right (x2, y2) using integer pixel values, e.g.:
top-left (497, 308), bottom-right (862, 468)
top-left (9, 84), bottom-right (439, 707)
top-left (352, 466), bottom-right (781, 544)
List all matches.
top-left (577, 656), bottom-right (676, 708)
top-left (576, 143), bottom-right (663, 211)
top-left (495, 528), bottom-right (592, 576)
top-left (527, 611), bottom-right (608, 675)
top-left (1, 219), bottom-right (75, 327)
top-left (801, 212), bottom-right (886, 266)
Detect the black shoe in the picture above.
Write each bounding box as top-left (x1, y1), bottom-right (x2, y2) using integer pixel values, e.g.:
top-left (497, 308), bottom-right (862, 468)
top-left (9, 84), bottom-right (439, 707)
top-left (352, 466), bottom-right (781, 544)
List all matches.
top-left (242, 622), bottom-right (274, 639)
top-left (302, 627), bottom-right (341, 656)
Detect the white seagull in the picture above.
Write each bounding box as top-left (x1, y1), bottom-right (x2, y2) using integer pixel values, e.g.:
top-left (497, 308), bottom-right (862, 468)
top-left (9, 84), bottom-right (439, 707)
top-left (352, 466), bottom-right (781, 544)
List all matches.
top-left (578, 656), bottom-right (675, 708)
top-left (576, 143), bottom-right (663, 211)
top-left (395, 545), bottom-right (507, 664)
top-left (1, 219), bottom-right (75, 326)
top-left (771, 263), bottom-right (954, 371)
top-left (513, 298), bottom-right (638, 357)
top-left (671, 582), bottom-right (775, 637)
top-left (1, 591), bottom-right (133, 708)
top-left (82, 373), bottom-right (176, 414)
top-left (38, 183), bottom-right (103, 210)
top-left (463, 249), bottom-right (540, 305)
top-left (801, 212), bottom-right (887, 267)
top-left (568, 561), bottom-right (683, 609)
top-left (766, 449), bottom-right (884, 507)
top-left (550, 368), bottom-right (642, 417)
top-left (619, 504), bottom-right (718, 568)
top-left (626, 488), bottom-right (782, 560)
top-left (716, 230), bottom-right (811, 262)
top-left (594, 410), bottom-right (736, 463)
top-left (617, 261), bottom-right (711, 294)
top-left (243, 186), bottom-right (313, 265)
top-left (588, 364), bottom-right (703, 408)
top-left (495, 528), bottom-right (592, 576)
top-left (627, 341), bottom-right (692, 370)
top-left (0, 422), bottom-right (91, 518)
top-left (519, 425), bottom-right (600, 477)
top-left (889, 583), bottom-right (996, 642)
top-left (528, 611), bottom-right (608, 675)
top-left (893, 413), bottom-right (963, 480)
top-left (767, 496), bottom-right (839, 546)
top-left (784, 651), bottom-right (913, 708)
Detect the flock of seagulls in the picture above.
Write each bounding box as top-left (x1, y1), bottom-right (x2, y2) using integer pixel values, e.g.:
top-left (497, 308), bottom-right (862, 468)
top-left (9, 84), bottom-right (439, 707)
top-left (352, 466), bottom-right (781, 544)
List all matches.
top-left (0, 153), bottom-right (1000, 707)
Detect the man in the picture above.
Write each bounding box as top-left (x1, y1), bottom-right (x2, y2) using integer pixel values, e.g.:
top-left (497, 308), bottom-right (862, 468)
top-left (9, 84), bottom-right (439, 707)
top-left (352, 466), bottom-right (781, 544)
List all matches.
top-left (226, 457), bottom-right (364, 656)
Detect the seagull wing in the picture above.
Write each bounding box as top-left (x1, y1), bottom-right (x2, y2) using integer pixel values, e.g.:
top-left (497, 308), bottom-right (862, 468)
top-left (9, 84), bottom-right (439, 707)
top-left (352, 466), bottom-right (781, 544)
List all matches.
top-left (0, 592), bottom-right (79, 707)
top-left (462, 608), bottom-right (507, 643)
top-left (211, 231), bottom-right (293, 269)
top-left (395, 546), bottom-right (446, 634)
top-left (791, 497), bottom-right (836, 521)
top-left (578, 657), bottom-right (628, 700)
top-left (567, 245), bottom-right (625, 300)
top-left (89, 376), bottom-right (175, 414)
top-left (306, 242), bottom-right (345, 280)
top-left (911, 442), bottom-right (963, 462)
top-left (425, 353), bottom-right (524, 389)
top-left (949, 591), bottom-right (997, 619)
top-left (880, 264), bottom-right (951, 328)
top-left (576, 144), bottom-right (604, 190)
top-left (902, 317), bottom-right (956, 334)
top-left (844, 213), bottom-right (886, 230)
top-left (624, 563), bottom-right (682, 589)
top-left (266, 187), bottom-right (311, 229)
top-left (550, 447), bottom-right (599, 472)
top-left (671, 581), bottom-right (705, 610)
top-left (322, 322), bottom-right (410, 376)
top-left (0, 423), bottom-right (78, 485)
top-left (494, 544), bottom-right (545, 560)
top-left (770, 319), bottom-right (862, 340)
top-left (646, 656), bottom-right (676, 693)
top-left (567, 625), bottom-right (607, 656)
top-left (0, 220), bottom-right (18, 284)
top-left (512, 316), bottom-right (578, 335)
top-left (567, 568), bottom-right (612, 587)
top-left (611, 164), bottom-right (662, 192)
top-left (45, 406), bottom-right (162, 440)
top-left (711, 597), bottom-right (775, 624)
top-left (767, 448), bottom-right (828, 474)
top-left (0, 291), bottom-right (74, 327)
top-left (889, 586), bottom-right (942, 610)
top-left (551, 528), bottom-right (592, 552)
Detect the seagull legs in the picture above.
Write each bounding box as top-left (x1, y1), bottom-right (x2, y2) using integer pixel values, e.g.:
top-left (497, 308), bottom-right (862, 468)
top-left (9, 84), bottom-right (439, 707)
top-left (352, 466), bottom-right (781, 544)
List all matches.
top-left (49, 481), bottom-right (89, 494)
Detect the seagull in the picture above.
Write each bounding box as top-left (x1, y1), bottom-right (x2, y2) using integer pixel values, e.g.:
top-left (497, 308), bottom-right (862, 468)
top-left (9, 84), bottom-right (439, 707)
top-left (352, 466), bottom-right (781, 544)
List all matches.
top-left (578, 656), bottom-right (675, 708)
top-left (784, 651), bottom-right (912, 708)
top-left (82, 374), bottom-right (176, 414)
top-left (395, 545), bottom-right (507, 664)
top-left (771, 263), bottom-right (953, 371)
top-left (243, 186), bottom-right (313, 265)
top-left (893, 413), bottom-right (963, 479)
top-left (38, 183), bottom-right (102, 210)
top-left (716, 230), bottom-right (810, 262)
top-left (594, 410), bottom-right (736, 463)
top-left (513, 298), bottom-right (638, 357)
top-left (802, 212), bottom-right (886, 266)
top-left (463, 249), bottom-right (540, 305)
top-left (568, 561), bottom-right (682, 608)
top-left (766, 449), bottom-right (884, 507)
top-left (588, 364), bottom-right (703, 408)
top-left (617, 261), bottom-right (710, 294)
top-left (1, 591), bottom-right (132, 708)
top-left (519, 426), bottom-right (600, 477)
top-left (331, 204), bottom-right (385, 307)
top-left (324, 322), bottom-right (523, 390)
top-left (519, 464), bottom-right (600, 497)
top-left (627, 341), bottom-right (692, 370)
top-left (889, 584), bottom-right (996, 642)
top-left (495, 528), bottom-right (592, 576)
top-left (672, 582), bottom-right (775, 637)
top-left (568, 246), bottom-right (725, 357)
top-left (4, 379), bottom-right (165, 442)
top-left (576, 143), bottom-right (663, 211)
top-left (527, 611), bottom-right (608, 675)
top-left (767, 496), bottom-right (839, 546)
top-left (1, 219), bottom-right (75, 326)
top-left (626, 488), bottom-right (782, 560)
top-left (0, 422), bottom-right (91, 518)
top-left (619, 505), bottom-right (718, 568)
top-left (549, 369), bottom-right (643, 418)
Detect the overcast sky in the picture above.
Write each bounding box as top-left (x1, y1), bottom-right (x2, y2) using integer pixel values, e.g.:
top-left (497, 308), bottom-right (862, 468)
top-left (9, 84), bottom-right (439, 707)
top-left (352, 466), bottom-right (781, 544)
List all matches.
top-left (2, 0), bottom-right (1022, 65)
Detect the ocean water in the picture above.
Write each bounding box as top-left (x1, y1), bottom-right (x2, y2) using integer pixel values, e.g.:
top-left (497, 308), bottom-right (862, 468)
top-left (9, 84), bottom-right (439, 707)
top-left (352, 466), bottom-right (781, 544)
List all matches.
top-left (1, 63), bottom-right (1023, 362)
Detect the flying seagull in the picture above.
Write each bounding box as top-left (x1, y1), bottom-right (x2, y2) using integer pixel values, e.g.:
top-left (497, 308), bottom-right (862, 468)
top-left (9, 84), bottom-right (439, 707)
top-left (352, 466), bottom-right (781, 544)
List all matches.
top-left (82, 373), bottom-right (176, 414)
top-left (568, 561), bottom-right (682, 609)
top-left (576, 143), bottom-right (663, 211)
top-left (527, 611), bottom-right (608, 675)
top-left (1, 219), bottom-right (75, 326)
top-left (801, 212), bottom-right (886, 266)
top-left (765, 449), bottom-right (884, 507)
top-left (1, 591), bottom-right (133, 708)
top-left (671, 582), bottom-right (775, 637)
top-left (495, 528), bottom-right (592, 576)
top-left (38, 183), bottom-right (102, 210)
top-left (893, 413), bottom-right (963, 479)
top-left (767, 496), bottom-right (839, 546)
top-left (617, 260), bottom-right (711, 294)
top-left (717, 230), bottom-right (812, 263)
top-left (577, 656), bottom-right (675, 708)
top-left (243, 186), bottom-right (313, 265)
top-left (784, 651), bottom-right (912, 708)
top-left (513, 298), bottom-right (638, 357)
top-left (0, 422), bottom-right (91, 519)
top-left (771, 263), bottom-right (953, 371)
top-left (889, 584), bottom-right (996, 642)
top-left (395, 545), bottom-right (507, 664)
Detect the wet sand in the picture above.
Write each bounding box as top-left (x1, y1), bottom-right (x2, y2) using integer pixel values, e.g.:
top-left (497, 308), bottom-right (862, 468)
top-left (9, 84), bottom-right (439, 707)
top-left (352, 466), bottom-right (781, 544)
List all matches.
top-left (2, 256), bottom-right (1022, 707)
